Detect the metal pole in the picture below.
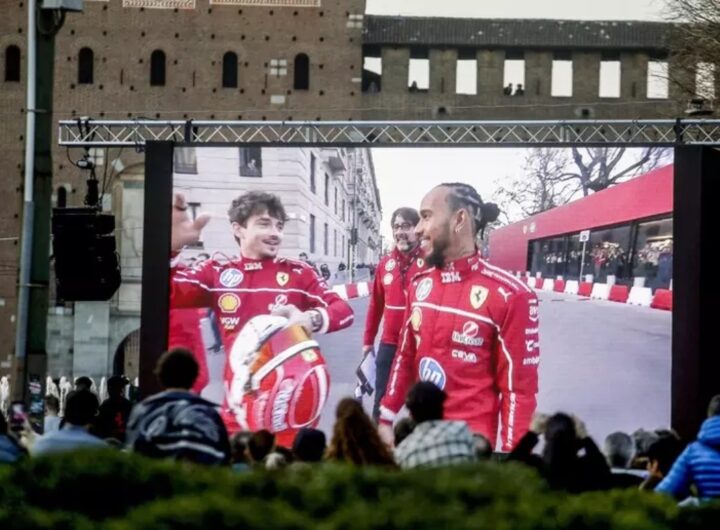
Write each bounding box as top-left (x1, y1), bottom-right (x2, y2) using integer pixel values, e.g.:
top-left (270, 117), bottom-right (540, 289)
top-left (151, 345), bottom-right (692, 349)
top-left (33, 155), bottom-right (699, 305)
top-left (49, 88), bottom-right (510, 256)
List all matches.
top-left (350, 161), bottom-right (358, 283)
top-left (579, 240), bottom-right (587, 282)
top-left (13, 0), bottom-right (37, 400)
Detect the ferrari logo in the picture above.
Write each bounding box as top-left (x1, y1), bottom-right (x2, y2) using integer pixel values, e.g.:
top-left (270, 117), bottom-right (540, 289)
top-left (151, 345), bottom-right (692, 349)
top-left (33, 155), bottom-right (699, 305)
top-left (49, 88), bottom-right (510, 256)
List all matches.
top-left (470, 285), bottom-right (489, 310)
top-left (276, 272), bottom-right (289, 286)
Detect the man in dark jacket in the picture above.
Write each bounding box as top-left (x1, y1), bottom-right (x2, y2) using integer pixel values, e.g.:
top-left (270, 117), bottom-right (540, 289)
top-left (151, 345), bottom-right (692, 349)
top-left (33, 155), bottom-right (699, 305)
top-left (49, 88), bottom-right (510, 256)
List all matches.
top-left (126, 348), bottom-right (230, 465)
top-left (0, 413), bottom-right (26, 463)
top-left (95, 375), bottom-right (132, 442)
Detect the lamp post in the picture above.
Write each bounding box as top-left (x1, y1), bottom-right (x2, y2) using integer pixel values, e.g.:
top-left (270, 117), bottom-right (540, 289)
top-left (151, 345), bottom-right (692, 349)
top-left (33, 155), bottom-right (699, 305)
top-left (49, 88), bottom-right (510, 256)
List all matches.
top-left (14, 0), bottom-right (83, 423)
top-left (350, 158), bottom-right (359, 283)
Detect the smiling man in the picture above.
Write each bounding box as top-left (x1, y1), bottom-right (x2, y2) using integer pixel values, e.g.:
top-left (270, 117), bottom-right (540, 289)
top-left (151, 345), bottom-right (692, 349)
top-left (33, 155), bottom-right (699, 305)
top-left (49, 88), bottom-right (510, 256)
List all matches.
top-left (363, 207), bottom-right (425, 421)
top-left (169, 191), bottom-right (354, 433)
top-left (378, 183), bottom-right (540, 452)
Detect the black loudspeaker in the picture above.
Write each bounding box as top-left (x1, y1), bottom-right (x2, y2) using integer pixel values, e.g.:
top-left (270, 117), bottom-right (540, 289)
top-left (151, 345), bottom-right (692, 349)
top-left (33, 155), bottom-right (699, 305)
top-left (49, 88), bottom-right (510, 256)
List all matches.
top-left (52, 208), bottom-right (121, 301)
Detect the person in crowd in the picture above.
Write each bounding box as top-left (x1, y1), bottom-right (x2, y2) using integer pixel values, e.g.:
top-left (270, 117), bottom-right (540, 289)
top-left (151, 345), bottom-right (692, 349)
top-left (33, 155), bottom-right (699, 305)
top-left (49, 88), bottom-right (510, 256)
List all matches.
top-left (171, 191), bottom-right (353, 434)
top-left (195, 252), bottom-right (211, 266)
top-left (503, 83), bottom-right (513, 95)
top-left (655, 395), bottom-right (720, 501)
top-left (94, 375), bottom-right (132, 442)
top-left (639, 434), bottom-right (685, 491)
top-left (43, 395), bottom-right (61, 434)
top-left (631, 428), bottom-right (660, 470)
top-left (363, 207), bottom-right (424, 422)
top-left (604, 431), bottom-right (645, 488)
top-left (0, 412), bottom-right (26, 463)
top-left (74, 376), bottom-right (93, 392)
top-left (474, 433), bottom-right (493, 460)
top-left (514, 83), bottom-right (525, 96)
top-left (326, 398), bottom-right (396, 467)
top-left (265, 452), bottom-right (288, 470)
top-left (265, 446), bottom-right (294, 470)
top-left (394, 382), bottom-right (476, 469)
top-left (125, 348), bottom-right (230, 465)
top-left (510, 412), bottom-right (611, 493)
top-left (292, 427), bottom-right (327, 463)
top-left (320, 263), bottom-right (331, 281)
top-left (378, 183), bottom-right (537, 453)
top-left (230, 431), bottom-right (252, 472)
top-left (393, 418), bottom-right (416, 448)
top-left (32, 390), bottom-right (108, 456)
top-left (299, 251), bottom-right (323, 276)
top-left (247, 430), bottom-right (275, 467)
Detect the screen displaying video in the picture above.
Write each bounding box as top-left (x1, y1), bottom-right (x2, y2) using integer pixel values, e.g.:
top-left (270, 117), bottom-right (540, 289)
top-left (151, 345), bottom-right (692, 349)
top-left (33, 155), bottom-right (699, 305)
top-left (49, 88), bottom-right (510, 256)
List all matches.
top-left (165, 145), bottom-right (673, 448)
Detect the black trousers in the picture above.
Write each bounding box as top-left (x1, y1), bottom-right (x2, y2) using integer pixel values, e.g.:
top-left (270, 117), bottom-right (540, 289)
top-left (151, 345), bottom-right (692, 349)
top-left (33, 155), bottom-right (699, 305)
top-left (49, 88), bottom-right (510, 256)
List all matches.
top-left (372, 342), bottom-right (398, 422)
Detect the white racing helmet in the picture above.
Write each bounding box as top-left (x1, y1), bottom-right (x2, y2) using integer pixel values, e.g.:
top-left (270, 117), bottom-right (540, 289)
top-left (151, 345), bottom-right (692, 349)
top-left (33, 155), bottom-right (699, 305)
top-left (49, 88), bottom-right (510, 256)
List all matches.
top-left (227, 315), bottom-right (330, 447)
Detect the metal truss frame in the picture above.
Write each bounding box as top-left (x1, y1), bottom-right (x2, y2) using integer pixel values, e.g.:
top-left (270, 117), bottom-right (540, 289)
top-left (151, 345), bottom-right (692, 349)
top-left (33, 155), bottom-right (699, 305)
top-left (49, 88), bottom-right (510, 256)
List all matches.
top-left (58, 119), bottom-right (720, 147)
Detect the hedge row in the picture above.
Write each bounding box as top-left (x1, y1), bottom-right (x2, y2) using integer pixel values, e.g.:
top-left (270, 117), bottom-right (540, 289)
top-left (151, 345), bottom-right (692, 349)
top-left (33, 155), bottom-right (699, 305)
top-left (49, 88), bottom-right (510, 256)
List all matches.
top-left (1, 449), bottom-right (719, 529)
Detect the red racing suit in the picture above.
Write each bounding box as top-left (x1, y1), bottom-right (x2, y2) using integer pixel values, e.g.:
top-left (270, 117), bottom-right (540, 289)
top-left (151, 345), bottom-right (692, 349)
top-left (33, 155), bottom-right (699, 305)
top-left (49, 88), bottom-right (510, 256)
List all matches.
top-left (379, 252), bottom-right (540, 451)
top-left (363, 246), bottom-right (425, 347)
top-left (170, 254), bottom-right (354, 432)
top-left (168, 308), bottom-right (212, 394)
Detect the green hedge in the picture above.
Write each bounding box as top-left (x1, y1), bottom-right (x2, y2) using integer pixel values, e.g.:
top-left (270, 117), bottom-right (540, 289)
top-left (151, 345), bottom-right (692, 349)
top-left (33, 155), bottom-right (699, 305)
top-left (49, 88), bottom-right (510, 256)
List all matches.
top-left (1, 450), bottom-right (719, 529)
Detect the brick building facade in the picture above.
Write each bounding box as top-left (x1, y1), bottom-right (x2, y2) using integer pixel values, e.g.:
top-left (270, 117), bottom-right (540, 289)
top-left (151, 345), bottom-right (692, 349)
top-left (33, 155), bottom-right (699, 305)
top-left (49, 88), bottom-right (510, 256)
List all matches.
top-left (1, 0), bottom-right (713, 378)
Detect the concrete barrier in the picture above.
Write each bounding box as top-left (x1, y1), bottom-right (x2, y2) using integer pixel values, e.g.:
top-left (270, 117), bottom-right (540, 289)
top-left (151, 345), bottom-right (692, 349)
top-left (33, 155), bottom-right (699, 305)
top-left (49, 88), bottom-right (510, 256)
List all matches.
top-left (564, 280), bottom-right (579, 295)
top-left (651, 289), bottom-right (673, 311)
top-left (578, 282), bottom-right (593, 297)
top-left (590, 283), bottom-right (611, 300)
top-left (608, 284), bottom-right (630, 303)
top-left (628, 286), bottom-right (653, 307)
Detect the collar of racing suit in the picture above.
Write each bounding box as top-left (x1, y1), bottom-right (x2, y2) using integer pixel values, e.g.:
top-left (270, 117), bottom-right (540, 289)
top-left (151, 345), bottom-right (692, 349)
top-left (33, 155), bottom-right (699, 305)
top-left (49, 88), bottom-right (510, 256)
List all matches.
top-left (438, 249), bottom-right (483, 278)
top-left (237, 254), bottom-right (276, 269)
top-left (393, 244), bottom-right (422, 283)
top-left (392, 244), bottom-right (421, 268)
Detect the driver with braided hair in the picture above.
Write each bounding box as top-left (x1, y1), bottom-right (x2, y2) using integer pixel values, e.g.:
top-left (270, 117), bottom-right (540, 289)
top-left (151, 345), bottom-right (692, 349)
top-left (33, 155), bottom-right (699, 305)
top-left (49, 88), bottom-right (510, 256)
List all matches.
top-left (378, 183), bottom-right (540, 451)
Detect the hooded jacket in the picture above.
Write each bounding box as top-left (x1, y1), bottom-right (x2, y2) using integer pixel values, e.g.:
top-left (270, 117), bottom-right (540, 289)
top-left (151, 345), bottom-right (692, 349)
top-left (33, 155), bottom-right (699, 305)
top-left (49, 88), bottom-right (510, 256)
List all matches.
top-left (656, 416), bottom-right (720, 499)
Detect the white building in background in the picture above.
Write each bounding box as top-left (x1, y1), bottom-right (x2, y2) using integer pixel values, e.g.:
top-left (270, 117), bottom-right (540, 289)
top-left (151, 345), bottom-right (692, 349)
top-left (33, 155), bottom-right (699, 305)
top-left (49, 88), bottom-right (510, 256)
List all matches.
top-left (174, 147), bottom-right (382, 269)
top-left (45, 147), bottom-right (382, 381)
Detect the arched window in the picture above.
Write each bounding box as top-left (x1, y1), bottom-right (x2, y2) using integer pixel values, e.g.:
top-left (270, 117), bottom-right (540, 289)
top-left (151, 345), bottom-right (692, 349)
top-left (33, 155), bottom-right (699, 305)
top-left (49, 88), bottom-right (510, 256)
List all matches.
top-left (5, 45), bottom-right (20, 82)
top-left (150, 50), bottom-right (166, 86)
top-left (56, 186), bottom-right (67, 208)
top-left (78, 47), bottom-right (94, 84)
top-left (222, 51), bottom-right (238, 88)
top-left (294, 53), bottom-right (309, 90)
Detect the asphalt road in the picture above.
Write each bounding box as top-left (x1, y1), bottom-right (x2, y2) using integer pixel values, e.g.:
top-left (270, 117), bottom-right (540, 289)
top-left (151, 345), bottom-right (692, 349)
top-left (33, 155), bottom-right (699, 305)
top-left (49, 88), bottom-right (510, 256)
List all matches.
top-left (315, 291), bottom-right (672, 445)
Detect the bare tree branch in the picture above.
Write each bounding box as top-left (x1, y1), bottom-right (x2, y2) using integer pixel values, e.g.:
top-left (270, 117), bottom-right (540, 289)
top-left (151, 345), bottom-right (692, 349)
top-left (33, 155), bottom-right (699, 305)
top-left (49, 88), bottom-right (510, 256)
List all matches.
top-left (492, 147), bottom-right (672, 225)
top-left (664, 1), bottom-right (720, 102)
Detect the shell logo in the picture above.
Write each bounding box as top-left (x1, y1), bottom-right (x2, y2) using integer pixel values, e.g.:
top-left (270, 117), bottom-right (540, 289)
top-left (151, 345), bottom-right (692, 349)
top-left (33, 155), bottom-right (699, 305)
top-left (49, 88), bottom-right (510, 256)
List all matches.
top-left (218, 293), bottom-right (241, 313)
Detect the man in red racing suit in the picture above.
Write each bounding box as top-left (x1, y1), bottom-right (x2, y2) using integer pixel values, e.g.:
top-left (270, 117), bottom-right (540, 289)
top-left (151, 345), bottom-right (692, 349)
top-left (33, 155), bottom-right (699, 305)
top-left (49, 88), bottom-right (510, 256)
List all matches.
top-left (170, 191), bottom-right (353, 433)
top-left (363, 207), bottom-right (425, 420)
top-left (378, 183), bottom-right (539, 451)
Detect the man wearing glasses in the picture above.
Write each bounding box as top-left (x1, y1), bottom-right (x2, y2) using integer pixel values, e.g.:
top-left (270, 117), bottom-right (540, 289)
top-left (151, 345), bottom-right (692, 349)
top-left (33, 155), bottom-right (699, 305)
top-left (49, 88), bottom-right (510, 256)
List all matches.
top-left (363, 207), bottom-right (425, 421)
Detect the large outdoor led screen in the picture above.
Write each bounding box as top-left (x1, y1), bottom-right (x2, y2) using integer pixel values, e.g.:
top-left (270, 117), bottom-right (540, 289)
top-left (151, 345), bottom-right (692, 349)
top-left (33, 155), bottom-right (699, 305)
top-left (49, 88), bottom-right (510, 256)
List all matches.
top-left (144, 145), bottom-right (673, 448)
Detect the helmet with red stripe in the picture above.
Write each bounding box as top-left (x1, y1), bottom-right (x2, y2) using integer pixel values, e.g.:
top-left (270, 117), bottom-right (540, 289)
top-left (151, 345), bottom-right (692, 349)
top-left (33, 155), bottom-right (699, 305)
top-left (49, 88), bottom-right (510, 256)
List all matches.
top-left (227, 315), bottom-right (330, 447)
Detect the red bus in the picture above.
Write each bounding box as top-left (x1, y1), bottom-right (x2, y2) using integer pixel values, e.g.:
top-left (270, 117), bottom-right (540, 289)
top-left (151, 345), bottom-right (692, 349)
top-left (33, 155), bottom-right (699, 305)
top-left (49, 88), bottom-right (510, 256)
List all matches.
top-left (488, 164), bottom-right (673, 290)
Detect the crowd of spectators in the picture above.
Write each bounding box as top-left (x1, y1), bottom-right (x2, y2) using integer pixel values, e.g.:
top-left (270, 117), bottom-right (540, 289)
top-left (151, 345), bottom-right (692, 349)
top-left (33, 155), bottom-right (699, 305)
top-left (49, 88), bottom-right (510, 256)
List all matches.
top-left (2, 347), bottom-right (719, 507)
